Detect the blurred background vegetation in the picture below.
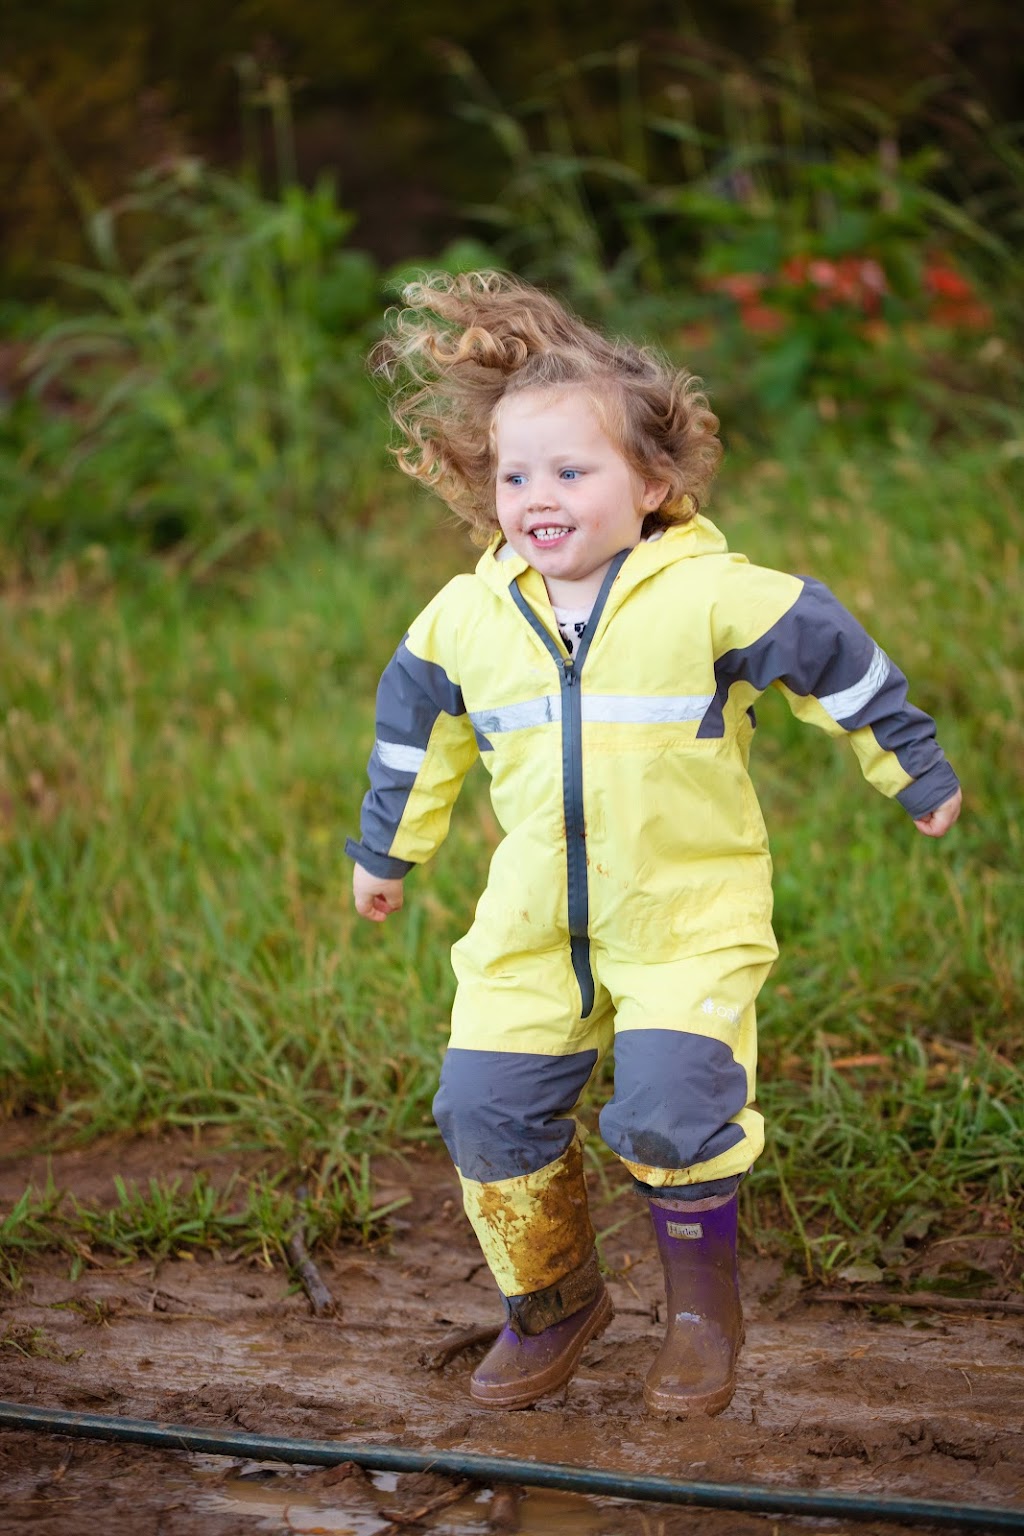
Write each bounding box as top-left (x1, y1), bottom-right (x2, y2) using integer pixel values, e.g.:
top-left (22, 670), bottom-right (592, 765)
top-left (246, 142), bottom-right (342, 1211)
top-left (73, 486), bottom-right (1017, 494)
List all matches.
top-left (2, 0), bottom-right (1023, 562)
top-left (0, 2), bottom-right (1021, 1275)
top-left (4, 0), bottom-right (1024, 273)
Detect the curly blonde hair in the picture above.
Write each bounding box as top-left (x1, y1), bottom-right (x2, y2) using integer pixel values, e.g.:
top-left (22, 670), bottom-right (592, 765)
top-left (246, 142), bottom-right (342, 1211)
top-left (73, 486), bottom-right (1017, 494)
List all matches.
top-left (372, 270), bottom-right (722, 545)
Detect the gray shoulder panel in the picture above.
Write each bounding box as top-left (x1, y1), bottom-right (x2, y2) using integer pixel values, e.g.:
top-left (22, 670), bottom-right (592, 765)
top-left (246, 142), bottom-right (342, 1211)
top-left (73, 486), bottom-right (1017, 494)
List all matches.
top-left (354, 637), bottom-right (468, 868)
top-left (699, 577), bottom-right (877, 737)
top-left (376, 637), bottom-right (466, 748)
top-left (698, 577), bottom-right (956, 799)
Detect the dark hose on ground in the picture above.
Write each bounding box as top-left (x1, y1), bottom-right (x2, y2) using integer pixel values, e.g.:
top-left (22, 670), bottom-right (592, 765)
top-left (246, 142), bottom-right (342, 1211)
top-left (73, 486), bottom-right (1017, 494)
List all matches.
top-left (1, 1401), bottom-right (1022, 1532)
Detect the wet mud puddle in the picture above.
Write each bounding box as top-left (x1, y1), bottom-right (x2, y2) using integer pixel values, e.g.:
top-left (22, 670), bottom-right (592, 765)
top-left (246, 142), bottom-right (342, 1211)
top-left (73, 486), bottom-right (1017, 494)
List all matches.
top-left (2, 1139), bottom-right (1022, 1534)
top-left (195, 1458), bottom-right (617, 1535)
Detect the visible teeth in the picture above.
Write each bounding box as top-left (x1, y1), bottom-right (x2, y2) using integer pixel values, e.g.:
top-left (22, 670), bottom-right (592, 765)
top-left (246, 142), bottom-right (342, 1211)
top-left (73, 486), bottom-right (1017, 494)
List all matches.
top-left (532, 527), bottom-right (569, 542)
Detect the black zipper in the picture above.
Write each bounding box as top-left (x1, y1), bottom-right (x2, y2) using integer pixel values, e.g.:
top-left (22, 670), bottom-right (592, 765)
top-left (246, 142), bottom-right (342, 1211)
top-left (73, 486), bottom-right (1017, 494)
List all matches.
top-left (509, 551), bottom-right (631, 1016)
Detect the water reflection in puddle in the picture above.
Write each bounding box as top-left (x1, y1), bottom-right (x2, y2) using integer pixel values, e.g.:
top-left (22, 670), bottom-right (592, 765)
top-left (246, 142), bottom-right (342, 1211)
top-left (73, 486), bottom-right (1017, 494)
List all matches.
top-left (194, 1457), bottom-right (619, 1534)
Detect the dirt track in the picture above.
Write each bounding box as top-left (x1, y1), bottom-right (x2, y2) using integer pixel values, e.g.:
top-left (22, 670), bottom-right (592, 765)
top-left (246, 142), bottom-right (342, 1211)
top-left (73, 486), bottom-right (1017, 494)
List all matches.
top-left (1, 1135), bottom-right (1022, 1535)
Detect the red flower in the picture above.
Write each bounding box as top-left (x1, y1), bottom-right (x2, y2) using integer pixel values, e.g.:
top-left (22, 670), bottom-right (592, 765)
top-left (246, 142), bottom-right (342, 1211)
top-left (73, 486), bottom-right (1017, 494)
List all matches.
top-left (704, 272), bottom-right (764, 304)
top-left (739, 302), bottom-right (787, 335)
top-left (778, 254), bottom-right (887, 315)
top-left (925, 263), bottom-right (974, 301)
top-left (807, 259), bottom-right (837, 289)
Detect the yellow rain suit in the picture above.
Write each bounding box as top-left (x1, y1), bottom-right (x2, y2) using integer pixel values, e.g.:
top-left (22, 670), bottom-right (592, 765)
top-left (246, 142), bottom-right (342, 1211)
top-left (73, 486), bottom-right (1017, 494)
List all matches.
top-left (347, 517), bottom-right (958, 1298)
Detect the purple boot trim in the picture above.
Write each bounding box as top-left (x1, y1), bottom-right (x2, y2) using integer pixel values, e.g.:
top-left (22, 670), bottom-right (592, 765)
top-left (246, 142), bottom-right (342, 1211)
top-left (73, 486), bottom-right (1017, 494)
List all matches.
top-left (644, 1190), bottom-right (742, 1417)
top-left (469, 1283), bottom-right (613, 1410)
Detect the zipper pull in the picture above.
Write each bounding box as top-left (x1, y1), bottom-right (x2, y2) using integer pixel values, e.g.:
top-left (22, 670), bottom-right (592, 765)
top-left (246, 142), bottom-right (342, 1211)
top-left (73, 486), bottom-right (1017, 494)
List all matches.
top-left (563, 660), bottom-right (576, 686)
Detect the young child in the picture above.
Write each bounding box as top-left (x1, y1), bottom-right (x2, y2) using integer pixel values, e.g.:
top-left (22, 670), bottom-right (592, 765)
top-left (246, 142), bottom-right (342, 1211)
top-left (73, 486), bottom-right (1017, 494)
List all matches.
top-left (346, 271), bottom-right (962, 1416)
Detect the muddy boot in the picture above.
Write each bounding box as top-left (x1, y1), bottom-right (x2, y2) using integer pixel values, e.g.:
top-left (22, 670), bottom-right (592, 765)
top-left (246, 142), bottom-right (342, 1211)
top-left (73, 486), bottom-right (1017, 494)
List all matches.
top-left (644, 1191), bottom-right (742, 1417)
top-left (470, 1251), bottom-right (613, 1409)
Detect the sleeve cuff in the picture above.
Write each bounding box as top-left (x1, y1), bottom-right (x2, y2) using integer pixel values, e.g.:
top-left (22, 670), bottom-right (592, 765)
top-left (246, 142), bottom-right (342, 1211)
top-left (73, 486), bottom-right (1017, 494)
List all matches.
top-left (896, 761), bottom-right (960, 820)
top-left (344, 838), bottom-right (414, 879)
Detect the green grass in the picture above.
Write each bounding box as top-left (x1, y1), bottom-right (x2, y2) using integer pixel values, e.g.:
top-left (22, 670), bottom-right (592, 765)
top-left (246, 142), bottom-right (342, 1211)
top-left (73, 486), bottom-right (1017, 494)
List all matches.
top-left (1, 441), bottom-right (1021, 1280)
top-left (0, 505), bottom-right (473, 1161)
top-left (0, 1161), bottom-right (402, 1290)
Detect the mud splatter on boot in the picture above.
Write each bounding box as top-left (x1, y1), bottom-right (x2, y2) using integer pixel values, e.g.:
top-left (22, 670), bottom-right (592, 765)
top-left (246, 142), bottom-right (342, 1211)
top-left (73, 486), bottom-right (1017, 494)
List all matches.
top-left (644, 1191), bottom-right (742, 1416)
top-left (469, 1252), bottom-right (613, 1409)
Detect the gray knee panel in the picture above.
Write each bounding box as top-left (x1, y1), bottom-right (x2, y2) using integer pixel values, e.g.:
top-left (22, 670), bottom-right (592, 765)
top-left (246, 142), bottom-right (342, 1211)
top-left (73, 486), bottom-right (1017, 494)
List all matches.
top-left (433, 1047), bottom-right (598, 1183)
top-left (599, 1029), bottom-right (747, 1174)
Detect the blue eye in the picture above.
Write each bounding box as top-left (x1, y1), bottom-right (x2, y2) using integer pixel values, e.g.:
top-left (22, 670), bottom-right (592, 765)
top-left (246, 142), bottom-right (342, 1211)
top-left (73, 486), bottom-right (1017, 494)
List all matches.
top-left (560, 468), bottom-right (580, 480)
top-left (506, 473), bottom-right (526, 487)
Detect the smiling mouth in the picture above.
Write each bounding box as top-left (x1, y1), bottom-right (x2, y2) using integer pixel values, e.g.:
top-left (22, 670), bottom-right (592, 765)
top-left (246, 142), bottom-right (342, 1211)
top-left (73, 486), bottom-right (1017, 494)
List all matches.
top-left (529, 526), bottom-right (572, 543)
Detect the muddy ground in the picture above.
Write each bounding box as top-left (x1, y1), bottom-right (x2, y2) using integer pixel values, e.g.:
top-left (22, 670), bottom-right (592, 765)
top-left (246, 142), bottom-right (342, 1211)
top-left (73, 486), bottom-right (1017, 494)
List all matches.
top-left (1, 1133), bottom-right (1022, 1536)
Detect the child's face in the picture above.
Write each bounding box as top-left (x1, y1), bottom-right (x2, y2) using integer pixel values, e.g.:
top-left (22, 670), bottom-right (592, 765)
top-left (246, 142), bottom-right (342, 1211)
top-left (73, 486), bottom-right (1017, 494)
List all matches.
top-left (493, 388), bottom-right (666, 608)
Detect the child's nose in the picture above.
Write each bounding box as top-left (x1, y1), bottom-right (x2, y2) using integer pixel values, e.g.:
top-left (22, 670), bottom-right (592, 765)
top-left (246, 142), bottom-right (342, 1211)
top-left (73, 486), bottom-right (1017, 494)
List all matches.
top-left (528, 477), bottom-right (558, 509)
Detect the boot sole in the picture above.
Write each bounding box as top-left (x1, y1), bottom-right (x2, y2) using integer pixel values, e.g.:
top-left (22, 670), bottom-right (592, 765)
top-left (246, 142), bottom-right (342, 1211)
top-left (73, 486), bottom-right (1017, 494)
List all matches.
top-left (643, 1374), bottom-right (736, 1417)
top-left (469, 1290), bottom-right (614, 1410)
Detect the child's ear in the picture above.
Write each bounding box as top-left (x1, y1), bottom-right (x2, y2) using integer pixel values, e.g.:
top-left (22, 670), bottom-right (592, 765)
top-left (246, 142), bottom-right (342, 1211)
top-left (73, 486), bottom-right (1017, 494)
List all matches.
top-left (641, 480), bottom-right (670, 512)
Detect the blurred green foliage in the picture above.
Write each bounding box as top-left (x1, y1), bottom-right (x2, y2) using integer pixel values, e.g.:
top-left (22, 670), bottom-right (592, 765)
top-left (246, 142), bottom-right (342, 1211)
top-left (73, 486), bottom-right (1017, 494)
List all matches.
top-left (3, 34), bottom-right (1021, 570)
top-left (446, 44), bottom-right (1023, 445)
top-left (3, 1), bottom-right (1023, 280)
top-left (6, 161), bottom-right (384, 564)
top-left (0, 142), bottom-right (490, 568)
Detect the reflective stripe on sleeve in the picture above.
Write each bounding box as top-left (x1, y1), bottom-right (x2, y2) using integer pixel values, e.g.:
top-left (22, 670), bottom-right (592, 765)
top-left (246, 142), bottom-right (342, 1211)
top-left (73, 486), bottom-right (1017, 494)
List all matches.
top-left (818, 644), bottom-right (890, 724)
top-left (375, 740), bottom-right (428, 773)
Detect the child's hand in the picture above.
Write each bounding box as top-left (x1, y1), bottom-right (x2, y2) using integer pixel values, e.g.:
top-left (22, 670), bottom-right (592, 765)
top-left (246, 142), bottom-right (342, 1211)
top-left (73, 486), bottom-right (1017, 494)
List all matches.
top-left (913, 787), bottom-right (962, 838)
top-left (352, 864), bottom-right (405, 922)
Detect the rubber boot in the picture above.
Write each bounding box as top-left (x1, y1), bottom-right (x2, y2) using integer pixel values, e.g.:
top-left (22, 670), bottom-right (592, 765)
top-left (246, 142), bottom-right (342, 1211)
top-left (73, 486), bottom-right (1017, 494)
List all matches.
top-left (644, 1191), bottom-right (742, 1417)
top-left (470, 1251), bottom-right (613, 1409)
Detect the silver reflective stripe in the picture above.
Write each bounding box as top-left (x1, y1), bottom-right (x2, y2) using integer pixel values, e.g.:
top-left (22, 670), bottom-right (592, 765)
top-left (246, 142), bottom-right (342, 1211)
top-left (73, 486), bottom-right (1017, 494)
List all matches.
top-left (469, 692), bottom-right (718, 735)
top-left (469, 695), bottom-right (562, 735)
top-left (376, 740), bottom-right (427, 773)
top-left (818, 644), bottom-right (890, 723)
top-left (582, 693), bottom-right (714, 724)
